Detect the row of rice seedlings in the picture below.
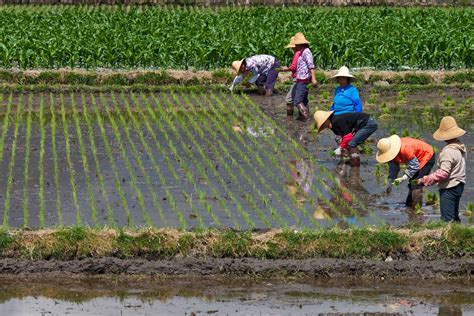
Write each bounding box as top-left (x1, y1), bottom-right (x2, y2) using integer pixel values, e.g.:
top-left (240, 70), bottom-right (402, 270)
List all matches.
top-left (158, 93), bottom-right (237, 227)
top-left (0, 93), bottom-right (13, 162)
top-left (136, 92), bottom-right (247, 229)
top-left (22, 93), bottom-right (33, 226)
top-left (145, 92), bottom-right (213, 227)
top-left (198, 92), bottom-right (302, 227)
top-left (89, 93), bottom-right (135, 227)
top-left (210, 93), bottom-right (319, 228)
top-left (38, 93), bottom-right (46, 227)
top-left (97, 93), bottom-right (152, 226)
top-left (2, 94), bottom-right (23, 227)
top-left (124, 92), bottom-right (222, 228)
top-left (137, 93), bottom-right (191, 228)
top-left (59, 94), bottom-right (81, 225)
top-left (49, 93), bottom-right (63, 226)
top-left (242, 95), bottom-right (379, 226)
top-left (70, 93), bottom-right (98, 226)
top-left (136, 93), bottom-right (187, 229)
top-left (224, 93), bottom-right (320, 226)
top-left (167, 93), bottom-right (276, 228)
top-left (80, 92), bottom-right (115, 227)
top-left (111, 91), bottom-right (173, 227)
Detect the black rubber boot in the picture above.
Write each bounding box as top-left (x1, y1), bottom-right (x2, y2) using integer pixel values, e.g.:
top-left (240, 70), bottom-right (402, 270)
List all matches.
top-left (286, 103), bottom-right (294, 116)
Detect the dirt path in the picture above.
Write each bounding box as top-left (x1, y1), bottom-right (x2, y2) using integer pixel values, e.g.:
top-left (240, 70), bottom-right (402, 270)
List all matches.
top-left (0, 257), bottom-right (472, 279)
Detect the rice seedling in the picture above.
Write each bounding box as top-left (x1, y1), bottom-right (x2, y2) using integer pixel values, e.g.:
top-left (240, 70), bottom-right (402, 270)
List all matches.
top-left (69, 93), bottom-right (98, 226)
top-left (98, 93), bottom-right (151, 226)
top-left (59, 94), bottom-right (81, 225)
top-left (0, 93), bottom-right (13, 163)
top-left (89, 93), bottom-right (135, 228)
top-left (49, 93), bottom-right (63, 227)
top-left (2, 94), bottom-right (22, 227)
top-left (21, 93), bottom-right (33, 226)
top-left (80, 92), bottom-right (115, 227)
top-left (464, 202), bottom-right (473, 218)
top-left (38, 93), bottom-right (46, 227)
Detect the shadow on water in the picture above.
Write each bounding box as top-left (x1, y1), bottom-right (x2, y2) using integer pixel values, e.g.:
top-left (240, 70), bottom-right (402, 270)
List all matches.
top-left (0, 276), bottom-right (472, 315)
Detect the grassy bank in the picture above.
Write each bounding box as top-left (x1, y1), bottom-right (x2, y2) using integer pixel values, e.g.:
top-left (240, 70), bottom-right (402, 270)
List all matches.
top-left (0, 224), bottom-right (471, 261)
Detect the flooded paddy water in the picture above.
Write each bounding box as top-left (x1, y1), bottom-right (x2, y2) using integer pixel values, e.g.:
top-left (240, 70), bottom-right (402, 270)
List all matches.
top-left (0, 87), bottom-right (471, 229)
top-left (0, 275), bottom-right (472, 315)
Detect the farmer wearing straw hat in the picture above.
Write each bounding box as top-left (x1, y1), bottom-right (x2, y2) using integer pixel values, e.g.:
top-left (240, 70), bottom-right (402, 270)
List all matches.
top-left (279, 36), bottom-right (302, 116)
top-left (417, 116), bottom-right (467, 222)
top-left (314, 110), bottom-right (378, 167)
top-left (376, 136), bottom-right (435, 208)
top-left (290, 32), bottom-right (318, 121)
top-left (230, 54), bottom-right (280, 96)
top-left (330, 66), bottom-right (363, 116)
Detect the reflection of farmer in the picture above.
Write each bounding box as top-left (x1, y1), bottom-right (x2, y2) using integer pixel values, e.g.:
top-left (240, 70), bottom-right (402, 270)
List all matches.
top-left (279, 36), bottom-right (301, 116)
top-left (376, 135), bottom-right (435, 208)
top-left (314, 110), bottom-right (378, 167)
top-left (287, 159), bottom-right (313, 202)
top-left (330, 66), bottom-right (363, 115)
top-left (418, 117), bottom-right (467, 222)
top-left (230, 55), bottom-right (280, 96)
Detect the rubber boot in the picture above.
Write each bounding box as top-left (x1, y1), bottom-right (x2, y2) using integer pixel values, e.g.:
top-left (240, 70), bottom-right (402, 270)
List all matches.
top-left (349, 147), bottom-right (361, 167)
top-left (297, 103), bottom-right (309, 121)
top-left (411, 189), bottom-right (423, 208)
top-left (286, 103), bottom-right (294, 116)
top-left (265, 88), bottom-right (273, 96)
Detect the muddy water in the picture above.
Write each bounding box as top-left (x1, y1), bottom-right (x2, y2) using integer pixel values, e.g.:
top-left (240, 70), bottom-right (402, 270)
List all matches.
top-left (251, 86), bottom-right (474, 225)
top-left (0, 276), bottom-right (472, 315)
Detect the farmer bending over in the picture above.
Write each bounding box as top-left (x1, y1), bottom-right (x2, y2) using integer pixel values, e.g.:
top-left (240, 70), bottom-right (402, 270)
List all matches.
top-left (418, 116), bottom-right (466, 222)
top-left (230, 54), bottom-right (280, 96)
top-left (376, 135), bottom-right (435, 208)
top-left (314, 110), bottom-right (378, 167)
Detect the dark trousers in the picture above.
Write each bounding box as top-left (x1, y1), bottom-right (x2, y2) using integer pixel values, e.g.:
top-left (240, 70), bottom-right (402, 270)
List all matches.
top-left (408, 154), bottom-right (436, 190)
top-left (291, 82), bottom-right (309, 107)
top-left (255, 60), bottom-right (280, 91)
top-left (439, 183), bottom-right (464, 222)
top-left (348, 117), bottom-right (378, 149)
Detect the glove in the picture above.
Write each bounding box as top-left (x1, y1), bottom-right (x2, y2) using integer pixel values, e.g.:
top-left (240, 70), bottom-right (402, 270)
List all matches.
top-left (385, 182), bottom-right (393, 194)
top-left (393, 174), bottom-right (409, 185)
top-left (229, 84), bottom-right (234, 92)
top-left (335, 136), bottom-right (342, 146)
top-left (334, 147), bottom-right (342, 157)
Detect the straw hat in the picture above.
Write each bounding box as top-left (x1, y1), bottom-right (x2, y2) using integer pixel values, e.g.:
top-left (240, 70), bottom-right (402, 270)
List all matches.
top-left (232, 59), bottom-right (244, 72)
top-left (293, 32), bottom-right (310, 45)
top-left (376, 135), bottom-right (402, 163)
top-left (332, 66), bottom-right (355, 79)
top-left (286, 36), bottom-right (296, 48)
top-left (314, 110), bottom-right (334, 132)
top-left (433, 116), bottom-right (466, 141)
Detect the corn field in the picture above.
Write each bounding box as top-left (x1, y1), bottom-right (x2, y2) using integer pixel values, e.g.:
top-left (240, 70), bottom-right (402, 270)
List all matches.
top-left (0, 6), bottom-right (472, 69)
top-left (0, 91), bottom-right (384, 229)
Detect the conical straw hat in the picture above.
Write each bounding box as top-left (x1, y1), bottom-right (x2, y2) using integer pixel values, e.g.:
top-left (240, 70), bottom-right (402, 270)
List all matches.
top-left (293, 32), bottom-right (310, 45)
top-left (232, 59), bottom-right (244, 72)
top-left (376, 135), bottom-right (402, 163)
top-left (433, 116), bottom-right (466, 141)
top-left (332, 66), bottom-right (355, 79)
top-left (286, 36), bottom-right (296, 48)
top-left (314, 110), bottom-right (334, 132)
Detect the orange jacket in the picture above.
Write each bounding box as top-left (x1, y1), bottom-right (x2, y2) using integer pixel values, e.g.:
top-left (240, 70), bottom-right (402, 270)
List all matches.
top-left (394, 137), bottom-right (434, 169)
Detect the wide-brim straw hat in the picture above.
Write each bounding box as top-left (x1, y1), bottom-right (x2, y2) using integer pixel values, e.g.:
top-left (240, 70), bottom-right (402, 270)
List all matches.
top-left (232, 59), bottom-right (244, 72)
top-left (314, 110), bottom-right (334, 132)
top-left (332, 66), bottom-right (355, 79)
top-left (286, 36), bottom-right (296, 48)
top-left (433, 116), bottom-right (466, 141)
top-left (293, 32), bottom-right (310, 45)
top-left (376, 135), bottom-right (402, 163)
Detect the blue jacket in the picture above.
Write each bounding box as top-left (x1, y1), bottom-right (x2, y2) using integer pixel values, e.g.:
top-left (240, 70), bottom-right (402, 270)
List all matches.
top-left (330, 85), bottom-right (363, 115)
